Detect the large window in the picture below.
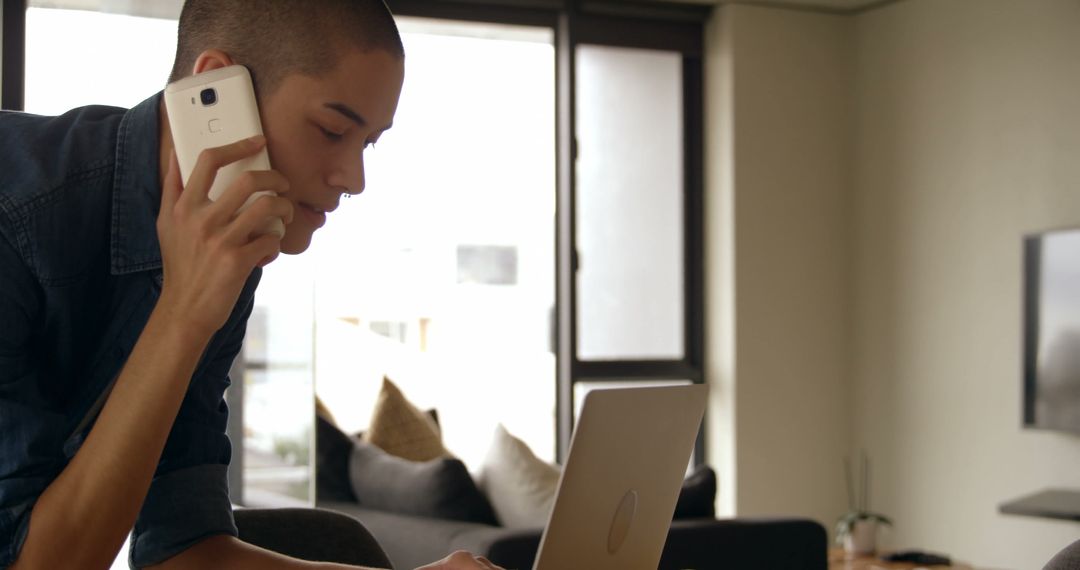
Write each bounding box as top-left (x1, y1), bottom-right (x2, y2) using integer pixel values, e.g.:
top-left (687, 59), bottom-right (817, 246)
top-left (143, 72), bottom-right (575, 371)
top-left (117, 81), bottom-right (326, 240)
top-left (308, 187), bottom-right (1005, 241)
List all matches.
top-left (310, 17), bottom-right (557, 467)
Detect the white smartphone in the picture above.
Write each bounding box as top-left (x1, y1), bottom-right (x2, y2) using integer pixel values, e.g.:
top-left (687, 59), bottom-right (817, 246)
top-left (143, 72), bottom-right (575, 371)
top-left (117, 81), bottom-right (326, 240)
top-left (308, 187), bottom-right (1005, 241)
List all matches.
top-left (164, 65), bottom-right (285, 237)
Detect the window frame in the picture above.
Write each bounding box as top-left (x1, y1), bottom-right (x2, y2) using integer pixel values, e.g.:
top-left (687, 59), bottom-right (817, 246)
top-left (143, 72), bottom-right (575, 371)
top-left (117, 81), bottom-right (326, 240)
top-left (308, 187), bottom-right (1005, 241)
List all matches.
top-left (1, 0), bottom-right (26, 110)
top-left (557, 2), bottom-right (707, 464)
top-left (390, 0), bottom-right (708, 464)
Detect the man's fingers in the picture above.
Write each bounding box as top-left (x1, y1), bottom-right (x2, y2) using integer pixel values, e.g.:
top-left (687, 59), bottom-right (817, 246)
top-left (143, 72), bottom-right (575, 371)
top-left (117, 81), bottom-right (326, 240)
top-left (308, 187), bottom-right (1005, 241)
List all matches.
top-left (449, 551), bottom-right (502, 570)
top-left (182, 135), bottom-right (266, 205)
top-left (239, 231), bottom-right (282, 270)
top-left (220, 194), bottom-right (293, 245)
top-left (412, 551), bottom-right (504, 570)
top-left (209, 170), bottom-right (290, 225)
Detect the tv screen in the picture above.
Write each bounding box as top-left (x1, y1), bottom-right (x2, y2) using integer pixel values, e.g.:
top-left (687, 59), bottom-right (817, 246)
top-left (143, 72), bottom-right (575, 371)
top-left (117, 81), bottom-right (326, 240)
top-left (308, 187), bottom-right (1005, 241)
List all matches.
top-left (1024, 228), bottom-right (1080, 434)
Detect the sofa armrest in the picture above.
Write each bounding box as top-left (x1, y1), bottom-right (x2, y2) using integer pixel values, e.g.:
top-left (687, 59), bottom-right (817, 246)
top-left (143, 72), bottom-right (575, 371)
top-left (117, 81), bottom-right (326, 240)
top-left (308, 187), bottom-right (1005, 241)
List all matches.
top-left (660, 517), bottom-right (827, 570)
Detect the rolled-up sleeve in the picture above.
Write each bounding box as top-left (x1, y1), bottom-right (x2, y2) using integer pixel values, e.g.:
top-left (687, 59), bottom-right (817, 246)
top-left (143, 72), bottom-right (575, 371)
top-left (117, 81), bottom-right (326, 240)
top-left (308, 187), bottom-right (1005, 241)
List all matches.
top-left (127, 463), bottom-right (238, 568)
top-left (128, 270), bottom-right (260, 569)
top-left (0, 225), bottom-right (61, 570)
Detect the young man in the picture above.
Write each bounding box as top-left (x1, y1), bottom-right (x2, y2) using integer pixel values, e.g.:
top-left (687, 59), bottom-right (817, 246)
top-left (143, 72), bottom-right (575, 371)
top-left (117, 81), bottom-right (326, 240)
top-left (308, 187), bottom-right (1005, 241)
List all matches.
top-left (0, 1), bottom-right (504, 569)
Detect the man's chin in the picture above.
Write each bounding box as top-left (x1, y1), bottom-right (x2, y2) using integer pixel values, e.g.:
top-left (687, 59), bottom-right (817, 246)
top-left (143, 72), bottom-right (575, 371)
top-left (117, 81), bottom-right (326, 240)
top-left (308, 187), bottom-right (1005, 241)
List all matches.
top-left (278, 230), bottom-right (313, 256)
top-left (279, 241), bottom-right (309, 256)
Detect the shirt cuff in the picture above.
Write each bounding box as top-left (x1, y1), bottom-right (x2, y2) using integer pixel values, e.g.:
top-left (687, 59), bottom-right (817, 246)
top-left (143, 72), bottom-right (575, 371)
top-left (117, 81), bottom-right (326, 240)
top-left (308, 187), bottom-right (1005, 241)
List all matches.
top-left (129, 464), bottom-right (238, 569)
top-left (0, 499), bottom-right (33, 569)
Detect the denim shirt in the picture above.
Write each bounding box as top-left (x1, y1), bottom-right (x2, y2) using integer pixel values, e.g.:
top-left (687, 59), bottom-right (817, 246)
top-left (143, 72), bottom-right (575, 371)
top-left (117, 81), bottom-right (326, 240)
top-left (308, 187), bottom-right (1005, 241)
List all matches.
top-left (0, 93), bottom-right (260, 569)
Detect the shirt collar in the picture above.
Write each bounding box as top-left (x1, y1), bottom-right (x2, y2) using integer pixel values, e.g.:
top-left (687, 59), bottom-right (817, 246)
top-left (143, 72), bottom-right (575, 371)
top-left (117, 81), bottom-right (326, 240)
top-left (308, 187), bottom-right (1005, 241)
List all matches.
top-left (111, 92), bottom-right (164, 276)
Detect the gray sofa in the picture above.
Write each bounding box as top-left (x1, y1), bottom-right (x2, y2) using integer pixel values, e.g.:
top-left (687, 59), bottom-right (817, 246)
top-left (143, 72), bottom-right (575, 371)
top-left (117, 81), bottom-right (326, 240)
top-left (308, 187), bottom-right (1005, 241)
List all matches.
top-left (315, 415), bottom-right (827, 569)
top-left (317, 501), bottom-right (828, 570)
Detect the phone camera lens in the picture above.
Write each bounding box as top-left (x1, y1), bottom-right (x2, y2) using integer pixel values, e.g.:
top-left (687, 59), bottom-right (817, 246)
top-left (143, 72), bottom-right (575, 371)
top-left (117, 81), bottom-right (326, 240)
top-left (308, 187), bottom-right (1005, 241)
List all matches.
top-left (200, 88), bottom-right (217, 106)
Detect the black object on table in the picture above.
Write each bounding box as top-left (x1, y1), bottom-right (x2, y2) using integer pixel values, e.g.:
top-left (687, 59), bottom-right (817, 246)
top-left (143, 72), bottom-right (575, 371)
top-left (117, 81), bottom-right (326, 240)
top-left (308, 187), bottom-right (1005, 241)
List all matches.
top-left (882, 550), bottom-right (952, 565)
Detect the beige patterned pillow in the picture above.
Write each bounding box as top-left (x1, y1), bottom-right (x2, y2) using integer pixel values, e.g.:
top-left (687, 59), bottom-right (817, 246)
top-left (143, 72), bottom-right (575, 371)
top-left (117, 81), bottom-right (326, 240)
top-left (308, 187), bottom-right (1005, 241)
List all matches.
top-left (363, 377), bottom-right (448, 461)
top-left (315, 395), bottom-right (338, 426)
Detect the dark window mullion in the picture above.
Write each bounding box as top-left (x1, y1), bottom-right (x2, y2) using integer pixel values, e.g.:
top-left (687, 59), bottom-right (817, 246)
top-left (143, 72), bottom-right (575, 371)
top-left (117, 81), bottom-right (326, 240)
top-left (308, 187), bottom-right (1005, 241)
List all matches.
top-left (387, 0), bottom-right (558, 27)
top-left (579, 0), bottom-right (712, 24)
top-left (1, 0), bottom-right (27, 111)
top-left (576, 360), bottom-right (701, 381)
top-left (555, 8), bottom-right (577, 464)
top-left (571, 13), bottom-right (702, 55)
top-left (684, 54), bottom-right (707, 466)
top-left (685, 54), bottom-right (705, 374)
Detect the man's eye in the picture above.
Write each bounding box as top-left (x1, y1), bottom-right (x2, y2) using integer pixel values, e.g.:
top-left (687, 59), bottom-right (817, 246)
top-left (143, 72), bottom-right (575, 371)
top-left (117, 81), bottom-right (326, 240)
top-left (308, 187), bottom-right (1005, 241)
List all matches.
top-left (320, 127), bottom-right (344, 141)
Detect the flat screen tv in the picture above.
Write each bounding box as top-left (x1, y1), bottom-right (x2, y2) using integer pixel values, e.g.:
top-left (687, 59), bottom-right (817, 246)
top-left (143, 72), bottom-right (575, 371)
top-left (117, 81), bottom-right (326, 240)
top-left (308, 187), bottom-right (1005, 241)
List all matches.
top-left (1024, 228), bottom-right (1080, 434)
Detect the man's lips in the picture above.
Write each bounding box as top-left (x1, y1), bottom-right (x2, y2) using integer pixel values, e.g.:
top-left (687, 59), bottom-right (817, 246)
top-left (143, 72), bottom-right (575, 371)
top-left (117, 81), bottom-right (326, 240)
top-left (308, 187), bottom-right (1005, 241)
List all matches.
top-left (299, 202), bottom-right (337, 214)
top-left (297, 202), bottom-right (334, 227)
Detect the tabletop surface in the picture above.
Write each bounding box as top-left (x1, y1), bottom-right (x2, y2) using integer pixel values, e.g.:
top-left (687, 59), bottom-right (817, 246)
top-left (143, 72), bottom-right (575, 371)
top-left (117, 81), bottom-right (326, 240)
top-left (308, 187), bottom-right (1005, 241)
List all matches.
top-left (829, 549), bottom-right (975, 570)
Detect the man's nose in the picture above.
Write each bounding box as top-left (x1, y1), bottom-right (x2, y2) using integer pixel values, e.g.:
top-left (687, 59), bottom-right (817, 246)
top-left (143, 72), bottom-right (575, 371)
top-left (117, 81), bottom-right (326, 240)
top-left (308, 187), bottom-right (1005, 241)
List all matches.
top-left (350, 153), bottom-right (366, 196)
top-left (331, 154), bottom-right (365, 196)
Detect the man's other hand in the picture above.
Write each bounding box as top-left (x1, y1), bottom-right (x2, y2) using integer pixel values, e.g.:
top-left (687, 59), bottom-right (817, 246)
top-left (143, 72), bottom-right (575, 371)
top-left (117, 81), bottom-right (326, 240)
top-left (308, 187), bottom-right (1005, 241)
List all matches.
top-left (414, 550), bottom-right (505, 570)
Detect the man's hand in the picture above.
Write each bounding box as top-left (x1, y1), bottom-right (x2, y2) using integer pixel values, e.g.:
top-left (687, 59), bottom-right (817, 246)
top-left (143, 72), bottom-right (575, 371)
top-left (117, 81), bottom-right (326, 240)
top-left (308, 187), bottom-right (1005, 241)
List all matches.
top-left (156, 135), bottom-right (293, 338)
top-left (414, 551), bottom-right (505, 570)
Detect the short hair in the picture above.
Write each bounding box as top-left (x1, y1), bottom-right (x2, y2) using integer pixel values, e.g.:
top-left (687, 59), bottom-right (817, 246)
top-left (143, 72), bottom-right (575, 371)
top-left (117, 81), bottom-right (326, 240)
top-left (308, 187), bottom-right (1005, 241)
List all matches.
top-left (169, 0), bottom-right (404, 97)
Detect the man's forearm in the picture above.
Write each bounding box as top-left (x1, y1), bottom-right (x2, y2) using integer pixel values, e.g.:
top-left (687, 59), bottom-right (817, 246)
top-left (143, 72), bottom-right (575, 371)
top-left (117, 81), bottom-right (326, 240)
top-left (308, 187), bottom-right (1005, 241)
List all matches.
top-left (12, 303), bottom-right (213, 570)
top-left (147, 534), bottom-right (387, 570)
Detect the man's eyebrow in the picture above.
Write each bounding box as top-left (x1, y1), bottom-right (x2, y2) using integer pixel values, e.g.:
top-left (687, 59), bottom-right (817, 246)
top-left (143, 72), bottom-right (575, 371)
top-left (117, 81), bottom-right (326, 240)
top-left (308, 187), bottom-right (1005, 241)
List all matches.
top-left (324, 102), bottom-right (367, 127)
top-left (323, 102), bottom-right (393, 132)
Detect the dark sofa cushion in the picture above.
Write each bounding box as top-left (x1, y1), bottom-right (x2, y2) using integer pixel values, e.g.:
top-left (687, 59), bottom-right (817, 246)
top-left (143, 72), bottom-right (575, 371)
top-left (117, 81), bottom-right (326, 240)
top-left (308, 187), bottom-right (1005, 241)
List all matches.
top-left (316, 415), bottom-right (358, 502)
top-left (348, 438), bottom-right (499, 526)
top-left (674, 465), bottom-right (717, 519)
top-left (316, 407), bottom-right (444, 504)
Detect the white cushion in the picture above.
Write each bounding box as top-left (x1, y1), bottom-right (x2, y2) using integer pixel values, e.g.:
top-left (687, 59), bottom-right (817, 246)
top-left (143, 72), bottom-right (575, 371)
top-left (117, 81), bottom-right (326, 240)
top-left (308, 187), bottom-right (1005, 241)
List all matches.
top-left (477, 424), bottom-right (561, 529)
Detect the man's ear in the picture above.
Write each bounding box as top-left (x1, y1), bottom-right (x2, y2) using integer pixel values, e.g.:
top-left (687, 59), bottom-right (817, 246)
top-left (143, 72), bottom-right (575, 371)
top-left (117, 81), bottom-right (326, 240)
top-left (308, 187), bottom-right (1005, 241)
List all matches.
top-left (192, 49), bottom-right (235, 75)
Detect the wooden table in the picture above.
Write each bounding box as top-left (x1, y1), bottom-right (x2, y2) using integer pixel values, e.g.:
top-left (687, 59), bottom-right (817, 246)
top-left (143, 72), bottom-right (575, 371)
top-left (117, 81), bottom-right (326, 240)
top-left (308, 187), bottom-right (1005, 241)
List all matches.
top-left (829, 548), bottom-right (975, 570)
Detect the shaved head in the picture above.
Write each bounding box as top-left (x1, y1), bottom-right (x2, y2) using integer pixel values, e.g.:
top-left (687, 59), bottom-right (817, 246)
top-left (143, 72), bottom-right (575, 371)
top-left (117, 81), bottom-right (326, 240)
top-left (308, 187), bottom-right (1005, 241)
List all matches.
top-left (169, 0), bottom-right (404, 97)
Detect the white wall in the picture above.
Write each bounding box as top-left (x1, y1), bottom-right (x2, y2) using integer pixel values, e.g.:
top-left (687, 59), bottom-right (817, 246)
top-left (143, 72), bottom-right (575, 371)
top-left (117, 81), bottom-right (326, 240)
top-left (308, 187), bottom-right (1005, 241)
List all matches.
top-left (705, 3), bottom-right (853, 527)
top-left (708, 1), bottom-right (1080, 566)
top-left (852, 1), bottom-right (1080, 567)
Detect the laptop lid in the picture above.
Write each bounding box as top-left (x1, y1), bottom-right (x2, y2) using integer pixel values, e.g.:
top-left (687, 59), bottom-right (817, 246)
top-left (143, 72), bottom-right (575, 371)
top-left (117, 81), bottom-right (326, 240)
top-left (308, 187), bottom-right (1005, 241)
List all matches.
top-left (533, 384), bottom-right (708, 570)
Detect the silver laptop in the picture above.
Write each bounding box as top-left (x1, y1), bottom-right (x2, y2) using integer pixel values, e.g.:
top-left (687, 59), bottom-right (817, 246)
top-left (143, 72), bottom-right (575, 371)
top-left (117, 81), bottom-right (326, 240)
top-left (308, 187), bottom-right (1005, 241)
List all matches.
top-left (533, 384), bottom-right (708, 570)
